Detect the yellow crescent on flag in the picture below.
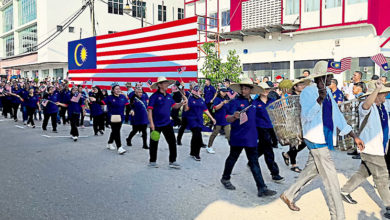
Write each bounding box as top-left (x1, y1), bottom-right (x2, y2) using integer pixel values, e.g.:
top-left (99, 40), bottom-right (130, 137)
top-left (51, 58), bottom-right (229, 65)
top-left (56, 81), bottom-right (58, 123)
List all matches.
top-left (74, 43), bottom-right (83, 67)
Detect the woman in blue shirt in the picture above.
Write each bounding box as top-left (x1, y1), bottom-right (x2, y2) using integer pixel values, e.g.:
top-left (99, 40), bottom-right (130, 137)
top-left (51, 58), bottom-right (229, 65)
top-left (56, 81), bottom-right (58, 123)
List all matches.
top-left (25, 88), bottom-right (41, 128)
top-left (64, 87), bottom-right (85, 141)
top-left (88, 86), bottom-right (105, 136)
top-left (221, 78), bottom-right (276, 197)
top-left (77, 85), bottom-right (87, 128)
top-left (207, 85), bottom-right (231, 154)
top-left (254, 82), bottom-right (284, 183)
top-left (126, 87), bottom-right (149, 149)
top-left (10, 84), bottom-right (23, 122)
top-left (183, 85), bottom-right (215, 161)
top-left (42, 86), bottom-right (61, 132)
top-left (102, 85), bottom-right (129, 155)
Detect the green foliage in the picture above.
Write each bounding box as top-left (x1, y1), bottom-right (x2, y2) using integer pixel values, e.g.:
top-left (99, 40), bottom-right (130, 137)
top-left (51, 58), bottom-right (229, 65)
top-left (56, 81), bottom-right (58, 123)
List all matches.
top-left (200, 42), bottom-right (242, 85)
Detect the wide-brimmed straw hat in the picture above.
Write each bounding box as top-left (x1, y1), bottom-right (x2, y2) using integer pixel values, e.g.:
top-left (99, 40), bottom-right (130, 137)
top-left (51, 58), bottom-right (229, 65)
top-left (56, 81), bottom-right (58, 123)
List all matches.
top-left (292, 78), bottom-right (312, 87)
top-left (309, 61), bottom-right (334, 79)
top-left (150, 76), bottom-right (175, 89)
top-left (360, 81), bottom-right (390, 98)
top-left (258, 82), bottom-right (271, 90)
top-left (230, 78), bottom-right (263, 94)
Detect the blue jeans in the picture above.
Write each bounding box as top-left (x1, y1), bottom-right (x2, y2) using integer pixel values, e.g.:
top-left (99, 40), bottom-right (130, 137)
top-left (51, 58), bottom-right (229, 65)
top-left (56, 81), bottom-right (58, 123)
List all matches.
top-left (222, 146), bottom-right (267, 191)
top-left (22, 105), bottom-right (28, 121)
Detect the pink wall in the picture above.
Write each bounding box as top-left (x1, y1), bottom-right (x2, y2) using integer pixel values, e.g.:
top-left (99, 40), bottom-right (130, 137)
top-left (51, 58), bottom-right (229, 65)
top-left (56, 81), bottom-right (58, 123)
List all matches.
top-left (230, 0), bottom-right (249, 32)
top-left (368, 0), bottom-right (390, 36)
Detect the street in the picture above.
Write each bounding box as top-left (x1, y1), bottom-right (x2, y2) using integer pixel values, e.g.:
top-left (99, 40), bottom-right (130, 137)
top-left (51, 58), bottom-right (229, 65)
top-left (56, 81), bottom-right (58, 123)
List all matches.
top-left (0, 118), bottom-right (385, 220)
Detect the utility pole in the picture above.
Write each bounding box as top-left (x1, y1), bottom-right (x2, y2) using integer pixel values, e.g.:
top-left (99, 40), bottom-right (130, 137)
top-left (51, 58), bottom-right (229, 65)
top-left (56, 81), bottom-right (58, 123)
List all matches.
top-left (89, 0), bottom-right (96, 36)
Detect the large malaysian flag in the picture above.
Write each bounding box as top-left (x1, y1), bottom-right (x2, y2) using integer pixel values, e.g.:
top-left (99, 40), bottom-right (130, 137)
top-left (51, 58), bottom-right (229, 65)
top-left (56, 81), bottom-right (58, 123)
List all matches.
top-left (68, 17), bottom-right (198, 91)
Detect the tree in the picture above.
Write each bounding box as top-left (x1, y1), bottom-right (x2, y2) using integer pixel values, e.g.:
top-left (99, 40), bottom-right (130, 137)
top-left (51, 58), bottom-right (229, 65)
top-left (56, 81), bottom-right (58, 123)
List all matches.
top-left (200, 42), bottom-right (242, 85)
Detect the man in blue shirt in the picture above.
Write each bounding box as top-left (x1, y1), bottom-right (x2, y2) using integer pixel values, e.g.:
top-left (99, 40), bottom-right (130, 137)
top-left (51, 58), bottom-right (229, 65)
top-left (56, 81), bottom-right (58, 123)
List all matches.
top-left (280, 61), bottom-right (364, 220)
top-left (148, 77), bottom-right (187, 169)
top-left (329, 79), bottom-right (344, 104)
top-left (221, 78), bottom-right (277, 198)
top-left (203, 78), bottom-right (216, 126)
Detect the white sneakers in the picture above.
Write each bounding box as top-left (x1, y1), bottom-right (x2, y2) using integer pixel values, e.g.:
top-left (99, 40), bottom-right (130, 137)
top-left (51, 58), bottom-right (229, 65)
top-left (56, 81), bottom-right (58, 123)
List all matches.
top-left (107, 144), bottom-right (126, 155)
top-left (206, 147), bottom-right (215, 154)
top-left (117, 146), bottom-right (127, 155)
top-left (107, 143), bottom-right (116, 150)
top-left (72, 136), bottom-right (78, 142)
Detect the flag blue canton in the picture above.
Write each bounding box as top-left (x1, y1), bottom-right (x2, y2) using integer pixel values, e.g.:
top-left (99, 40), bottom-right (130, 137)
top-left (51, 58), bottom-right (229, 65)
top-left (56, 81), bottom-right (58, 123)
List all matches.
top-left (382, 63), bottom-right (389, 71)
top-left (328, 61), bottom-right (341, 69)
top-left (68, 37), bottom-right (97, 70)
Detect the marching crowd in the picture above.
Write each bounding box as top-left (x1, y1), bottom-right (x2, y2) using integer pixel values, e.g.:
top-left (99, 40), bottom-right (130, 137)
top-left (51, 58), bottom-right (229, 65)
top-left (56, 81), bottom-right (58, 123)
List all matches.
top-left (1, 60), bottom-right (390, 219)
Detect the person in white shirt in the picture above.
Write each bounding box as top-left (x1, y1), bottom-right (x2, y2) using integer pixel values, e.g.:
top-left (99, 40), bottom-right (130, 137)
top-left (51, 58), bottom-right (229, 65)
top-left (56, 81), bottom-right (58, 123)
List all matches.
top-left (280, 61), bottom-right (364, 220)
top-left (340, 80), bottom-right (390, 219)
top-left (344, 71), bottom-right (364, 100)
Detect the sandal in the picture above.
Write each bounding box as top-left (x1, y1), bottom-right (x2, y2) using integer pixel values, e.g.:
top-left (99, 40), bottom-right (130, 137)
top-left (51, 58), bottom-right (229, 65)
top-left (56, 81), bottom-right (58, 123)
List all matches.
top-left (282, 152), bottom-right (289, 166)
top-left (290, 167), bottom-right (302, 173)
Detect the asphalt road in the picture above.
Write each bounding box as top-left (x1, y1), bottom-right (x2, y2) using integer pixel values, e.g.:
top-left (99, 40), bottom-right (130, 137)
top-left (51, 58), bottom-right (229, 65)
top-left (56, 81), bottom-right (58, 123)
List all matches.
top-left (0, 116), bottom-right (385, 220)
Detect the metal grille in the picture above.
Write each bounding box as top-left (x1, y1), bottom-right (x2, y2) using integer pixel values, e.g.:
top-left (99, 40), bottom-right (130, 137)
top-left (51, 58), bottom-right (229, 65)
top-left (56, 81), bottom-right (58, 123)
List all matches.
top-left (242, 0), bottom-right (281, 30)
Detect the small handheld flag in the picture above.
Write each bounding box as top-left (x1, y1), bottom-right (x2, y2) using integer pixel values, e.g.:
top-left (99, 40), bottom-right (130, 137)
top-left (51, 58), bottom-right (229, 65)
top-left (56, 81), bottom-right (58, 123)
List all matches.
top-left (371, 53), bottom-right (389, 71)
top-left (41, 99), bottom-right (49, 107)
top-left (240, 112), bottom-right (248, 125)
top-left (177, 67), bottom-right (186, 74)
top-left (71, 92), bottom-right (82, 103)
top-left (327, 57), bottom-right (352, 74)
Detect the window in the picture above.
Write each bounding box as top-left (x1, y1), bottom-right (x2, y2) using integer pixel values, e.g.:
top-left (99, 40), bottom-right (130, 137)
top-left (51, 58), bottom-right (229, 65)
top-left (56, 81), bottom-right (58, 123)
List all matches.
top-left (348, 0), bottom-right (367, 4)
top-left (304, 0), bottom-right (320, 12)
top-left (286, 0), bottom-right (299, 15)
top-left (3, 35), bottom-right (14, 57)
top-left (222, 10), bottom-right (230, 27)
top-left (209, 13), bottom-right (217, 28)
top-left (53, 68), bottom-right (64, 79)
top-left (57, 25), bottom-right (63, 31)
top-left (3, 5), bottom-right (13, 33)
top-left (158, 5), bottom-right (167, 22)
top-left (198, 17), bottom-right (206, 31)
top-left (69, 26), bottom-right (74, 33)
top-left (131, 0), bottom-right (146, 18)
top-left (108, 0), bottom-right (124, 15)
top-left (178, 8), bottom-right (184, 20)
top-left (108, 31), bottom-right (117, 34)
top-left (42, 69), bottom-right (49, 78)
top-left (19, 0), bottom-right (37, 25)
top-left (19, 25), bottom-right (37, 54)
top-left (325, 0), bottom-right (341, 9)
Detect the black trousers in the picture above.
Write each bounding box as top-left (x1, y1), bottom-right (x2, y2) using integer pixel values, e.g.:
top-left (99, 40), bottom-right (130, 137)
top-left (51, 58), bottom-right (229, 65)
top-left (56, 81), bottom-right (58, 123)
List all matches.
top-left (108, 122), bottom-right (122, 148)
top-left (79, 114), bottom-right (85, 127)
top-left (149, 125), bottom-right (177, 163)
top-left (104, 112), bottom-right (110, 127)
top-left (257, 127), bottom-right (280, 176)
top-left (26, 106), bottom-right (36, 126)
top-left (93, 114), bottom-right (105, 134)
top-left (11, 103), bottom-right (20, 120)
top-left (177, 117), bottom-right (188, 143)
top-left (42, 113), bottom-right (58, 131)
top-left (127, 124), bottom-right (148, 147)
top-left (287, 142), bottom-right (307, 165)
top-left (190, 127), bottom-right (202, 157)
top-left (59, 107), bottom-right (68, 124)
top-left (171, 108), bottom-right (181, 126)
top-left (2, 99), bottom-right (11, 117)
top-left (222, 146), bottom-right (267, 191)
top-left (69, 113), bottom-right (80, 137)
top-left (125, 105), bottom-right (131, 123)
